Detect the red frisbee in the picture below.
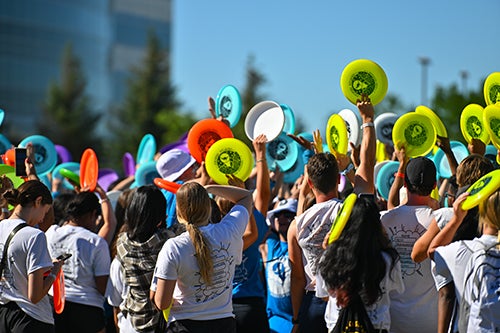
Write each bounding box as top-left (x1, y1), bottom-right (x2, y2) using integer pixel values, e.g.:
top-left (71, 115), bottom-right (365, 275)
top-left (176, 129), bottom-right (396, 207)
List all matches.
top-left (154, 178), bottom-right (181, 194)
top-left (187, 119), bottom-right (233, 163)
top-left (80, 148), bottom-right (99, 191)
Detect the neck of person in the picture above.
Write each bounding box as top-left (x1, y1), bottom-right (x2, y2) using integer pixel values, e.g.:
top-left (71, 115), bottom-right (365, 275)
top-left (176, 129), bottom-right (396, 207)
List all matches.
top-left (314, 189), bottom-right (338, 203)
top-left (10, 208), bottom-right (34, 226)
top-left (405, 192), bottom-right (431, 206)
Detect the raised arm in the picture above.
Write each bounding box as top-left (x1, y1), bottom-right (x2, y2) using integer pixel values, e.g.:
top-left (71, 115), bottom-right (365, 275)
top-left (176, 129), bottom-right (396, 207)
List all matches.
top-left (205, 185), bottom-right (253, 213)
top-left (95, 184), bottom-right (118, 245)
top-left (252, 134), bottom-right (271, 216)
top-left (353, 94), bottom-right (376, 194)
top-left (387, 145), bottom-right (409, 209)
top-left (428, 193), bottom-right (468, 260)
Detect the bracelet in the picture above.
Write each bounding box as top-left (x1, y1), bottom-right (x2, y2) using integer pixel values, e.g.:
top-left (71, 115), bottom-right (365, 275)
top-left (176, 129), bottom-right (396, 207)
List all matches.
top-left (256, 159), bottom-right (266, 163)
top-left (360, 122), bottom-right (374, 129)
top-left (99, 197), bottom-right (110, 204)
top-left (341, 163), bottom-right (355, 175)
top-left (395, 172), bottom-right (405, 179)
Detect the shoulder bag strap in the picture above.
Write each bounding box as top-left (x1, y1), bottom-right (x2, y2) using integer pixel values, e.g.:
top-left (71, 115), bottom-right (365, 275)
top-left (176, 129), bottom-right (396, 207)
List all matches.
top-left (0, 223), bottom-right (28, 277)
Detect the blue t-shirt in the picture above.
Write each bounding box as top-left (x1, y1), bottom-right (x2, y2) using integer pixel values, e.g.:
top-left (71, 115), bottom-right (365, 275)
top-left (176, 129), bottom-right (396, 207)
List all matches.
top-left (265, 233), bottom-right (293, 332)
top-left (160, 181), bottom-right (183, 228)
top-left (232, 209), bottom-right (267, 299)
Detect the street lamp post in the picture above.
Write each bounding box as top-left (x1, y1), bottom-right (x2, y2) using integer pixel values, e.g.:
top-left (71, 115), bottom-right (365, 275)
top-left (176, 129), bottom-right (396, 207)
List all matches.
top-left (418, 57), bottom-right (431, 105)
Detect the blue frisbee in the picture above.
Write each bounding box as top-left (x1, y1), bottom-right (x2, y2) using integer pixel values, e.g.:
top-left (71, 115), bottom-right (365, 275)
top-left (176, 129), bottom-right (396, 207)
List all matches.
top-left (19, 135), bottom-right (57, 176)
top-left (0, 108), bottom-right (4, 127)
top-left (216, 85), bottom-right (242, 128)
top-left (52, 162), bottom-right (80, 190)
top-left (135, 160), bottom-right (160, 186)
top-left (376, 161), bottom-right (399, 201)
top-left (432, 141), bottom-right (469, 179)
top-left (136, 134), bottom-right (157, 165)
top-left (485, 144), bottom-right (499, 168)
top-left (280, 104), bottom-right (296, 134)
top-left (283, 146), bottom-right (306, 184)
top-left (266, 132), bottom-right (299, 172)
top-left (0, 134), bottom-right (11, 154)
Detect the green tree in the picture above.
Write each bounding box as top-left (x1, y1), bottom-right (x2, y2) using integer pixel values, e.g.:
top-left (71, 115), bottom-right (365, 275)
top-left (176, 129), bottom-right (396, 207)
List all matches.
top-left (375, 93), bottom-right (411, 116)
top-left (431, 79), bottom-right (485, 142)
top-left (39, 44), bottom-right (102, 159)
top-left (108, 31), bottom-right (195, 165)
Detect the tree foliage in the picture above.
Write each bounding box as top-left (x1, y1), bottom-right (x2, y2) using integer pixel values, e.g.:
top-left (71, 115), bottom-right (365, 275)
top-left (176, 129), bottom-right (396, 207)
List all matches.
top-left (39, 44), bottom-right (102, 159)
top-left (108, 31), bottom-right (195, 166)
top-left (431, 79), bottom-right (485, 142)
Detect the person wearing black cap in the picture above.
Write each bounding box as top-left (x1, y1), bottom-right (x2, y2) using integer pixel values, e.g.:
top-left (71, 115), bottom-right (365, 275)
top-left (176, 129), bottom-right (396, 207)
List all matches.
top-left (380, 156), bottom-right (439, 333)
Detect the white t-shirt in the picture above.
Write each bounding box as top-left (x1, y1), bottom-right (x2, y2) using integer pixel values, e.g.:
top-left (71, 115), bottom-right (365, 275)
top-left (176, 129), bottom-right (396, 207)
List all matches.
top-left (295, 198), bottom-right (342, 291)
top-left (381, 205), bottom-right (438, 333)
top-left (0, 219), bottom-right (54, 324)
top-left (152, 204), bottom-right (249, 321)
top-left (433, 207), bottom-right (454, 229)
top-left (432, 235), bottom-right (498, 332)
top-left (45, 224), bottom-right (110, 308)
top-left (318, 252), bottom-right (405, 331)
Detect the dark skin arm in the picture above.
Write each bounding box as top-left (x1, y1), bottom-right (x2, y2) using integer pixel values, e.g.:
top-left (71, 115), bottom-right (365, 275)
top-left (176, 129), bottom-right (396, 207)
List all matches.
top-left (437, 283), bottom-right (456, 333)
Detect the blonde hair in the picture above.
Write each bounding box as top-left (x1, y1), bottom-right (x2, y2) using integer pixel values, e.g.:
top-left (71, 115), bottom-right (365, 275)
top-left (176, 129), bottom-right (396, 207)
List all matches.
top-left (478, 189), bottom-right (500, 245)
top-left (176, 182), bottom-right (213, 284)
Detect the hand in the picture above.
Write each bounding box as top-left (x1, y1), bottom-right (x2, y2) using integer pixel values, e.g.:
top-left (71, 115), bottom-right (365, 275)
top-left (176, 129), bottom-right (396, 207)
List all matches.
top-left (288, 133), bottom-right (313, 151)
top-left (336, 153), bottom-right (351, 172)
top-left (208, 96), bottom-right (231, 127)
top-left (453, 192), bottom-right (469, 221)
top-left (467, 138), bottom-right (486, 156)
top-left (312, 129), bottom-right (323, 153)
top-left (356, 94), bottom-right (375, 120)
top-left (226, 174), bottom-right (245, 189)
top-left (0, 175), bottom-right (14, 193)
top-left (252, 134), bottom-right (267, 160)
top-left (436, 135), bottom-right (451, 154)
top-left (394, 145), bottom-right (408, 165)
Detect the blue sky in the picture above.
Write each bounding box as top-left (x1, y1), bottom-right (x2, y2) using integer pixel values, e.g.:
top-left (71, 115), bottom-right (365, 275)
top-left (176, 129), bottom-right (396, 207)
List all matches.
top-left (171, 0), bottom-right (499, 134)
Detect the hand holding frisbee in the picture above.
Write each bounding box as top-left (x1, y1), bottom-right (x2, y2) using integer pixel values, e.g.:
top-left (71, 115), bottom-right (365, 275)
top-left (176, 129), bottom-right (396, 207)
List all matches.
top-left (483, 104), bottom-right (500, 149)
top-left (392, 112), bottom-right (436, 157)
top-left (326, 114), bottom-right (348, 156)
top-left (483, 72), bottom-right (500, 105)
top-left (245, 101), bottom-right (285, 142)
top-left (205, 138), bottom-right (254, 185)
top-left (460, 104), bottom-right (489, 144)
top-left (415, 105), bottom-right (447, 138)
top-left (461, 169), bottom-right (500, 210)
top-left (328, 193), bottom-right (357, 244)
top-left (187, 118), bottom-right (233, 163)
top-left (80, 148), bottom-right (99, 192)
top-left (340, 59), bottom-right (388, 106)
top-left (215, 85), bottom-right (242, 128)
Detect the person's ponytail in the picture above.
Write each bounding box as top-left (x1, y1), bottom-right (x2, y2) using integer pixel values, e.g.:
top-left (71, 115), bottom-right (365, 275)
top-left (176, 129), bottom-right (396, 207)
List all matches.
top-left (186, 223), bottom-right (213, 285)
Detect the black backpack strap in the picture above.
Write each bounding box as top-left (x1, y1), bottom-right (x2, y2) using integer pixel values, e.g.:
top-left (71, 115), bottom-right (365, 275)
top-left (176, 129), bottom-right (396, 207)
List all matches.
top-left (0, 223), bottom-right (28, 277)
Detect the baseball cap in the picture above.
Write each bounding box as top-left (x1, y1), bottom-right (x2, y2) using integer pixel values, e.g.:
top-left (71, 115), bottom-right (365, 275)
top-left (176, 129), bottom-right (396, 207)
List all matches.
top-left (405, 156), bottom-right (436, 192)
top-left (266, 198), bottom-right (298, 222)
top-left (156, 149), bottom-right (196, 182)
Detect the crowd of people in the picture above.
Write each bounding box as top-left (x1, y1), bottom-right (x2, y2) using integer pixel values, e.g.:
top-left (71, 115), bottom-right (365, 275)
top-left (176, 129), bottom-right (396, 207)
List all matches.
top-left (1, 94), bottom-right (500, 333)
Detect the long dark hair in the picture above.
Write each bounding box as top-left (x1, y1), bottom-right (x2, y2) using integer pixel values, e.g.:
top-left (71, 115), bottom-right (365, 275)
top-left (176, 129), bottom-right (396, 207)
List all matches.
top-left (318, 196), bottom-right (399, 306)
top-left (125, 185), bottom-right (166, 243)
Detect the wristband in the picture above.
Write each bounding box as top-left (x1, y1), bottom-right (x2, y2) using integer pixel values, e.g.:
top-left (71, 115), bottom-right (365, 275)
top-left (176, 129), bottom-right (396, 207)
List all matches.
top-left (395, 172), bottom-right (405, 179)
top-left (99, 198), bottom-right (110, 204)
top-left (341, 163), bottom-right (355, 175)
top-left (256, 159), bottom-right (266, 163)
top-left (361, 122), bottom-right (374, 129)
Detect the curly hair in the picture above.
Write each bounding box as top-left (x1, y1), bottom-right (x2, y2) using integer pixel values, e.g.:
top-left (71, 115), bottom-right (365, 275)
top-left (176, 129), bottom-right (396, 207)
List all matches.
top-left (306, 152), bottom-right (339, 195)
top-left (318, 196), bottom-right (399, 306)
